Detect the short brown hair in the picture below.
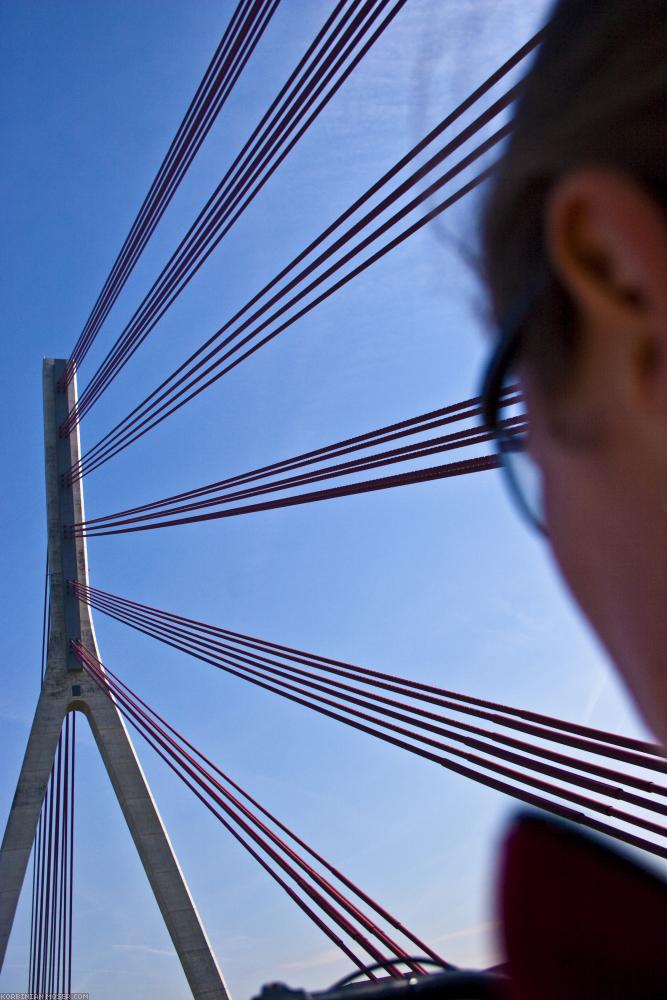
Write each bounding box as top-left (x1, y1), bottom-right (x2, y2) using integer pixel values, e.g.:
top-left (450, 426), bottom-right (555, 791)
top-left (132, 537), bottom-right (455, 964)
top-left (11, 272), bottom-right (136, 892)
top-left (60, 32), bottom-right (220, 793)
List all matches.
top-left (481, 0), bottom-right (667, 393)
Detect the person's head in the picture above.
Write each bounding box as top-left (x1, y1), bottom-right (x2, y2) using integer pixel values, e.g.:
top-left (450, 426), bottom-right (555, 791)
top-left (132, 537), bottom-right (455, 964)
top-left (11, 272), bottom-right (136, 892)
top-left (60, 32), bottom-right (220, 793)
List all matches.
top-left (479, 0), bottom-right (667, 741)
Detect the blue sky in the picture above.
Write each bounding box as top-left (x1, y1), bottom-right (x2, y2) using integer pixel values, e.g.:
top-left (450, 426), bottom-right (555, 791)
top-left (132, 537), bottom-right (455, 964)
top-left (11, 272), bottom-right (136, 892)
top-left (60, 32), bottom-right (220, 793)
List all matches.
top-left (0, 2), bottom-right (657, 998)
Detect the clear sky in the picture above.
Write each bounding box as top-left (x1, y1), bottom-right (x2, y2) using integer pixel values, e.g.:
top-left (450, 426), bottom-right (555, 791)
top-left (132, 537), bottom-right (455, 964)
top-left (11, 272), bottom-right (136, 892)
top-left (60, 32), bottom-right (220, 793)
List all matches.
top-left (0, 2), bottom-right (657, 999)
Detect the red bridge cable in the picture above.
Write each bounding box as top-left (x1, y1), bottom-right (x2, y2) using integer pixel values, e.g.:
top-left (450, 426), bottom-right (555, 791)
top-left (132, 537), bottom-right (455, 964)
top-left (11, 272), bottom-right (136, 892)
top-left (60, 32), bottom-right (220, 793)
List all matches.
top-left (48, 736), bottom-right (63, 996)
top-left (49, 733), bottom-right (63, 993)
top-left (72, 596), bottom-right (667, 844)
top-left (47, 757), bottom-right (57, 994)
top-left (73, 643), bottom-right (444, 978)
top-left (64, 0), bottom-right (269, 378)
top-left (64, 112), bottom-right (506, 479)
top-left (72, 581), bottom-right (663, 762)
top-left (65, 0), bottom-right (256, 371)
top-left (40, 750), bottom-right (56, 996)
top-left (99, 698), bottom-right (380, 980)
top-left (72, 641), bottom-right (667, 867)
top-left (64, 0), bottom-right (380, 419)
top-left (73, 633), bottom-right (445, 968)
top-left (62, 0), bottom-right (352, 414)
top-left (70, 595), bottom-right (667, 845)
top-left (27, 717), bottom-right (75, 996)
top-left (64, 19), bottom-right (544, 434)
top-left (65, 0), bottom-right (273, 383)
top-left (70, 586), bottom-right (667, 814)
top-left (71, 455), bottom-right (500, 536)
top-left (63, 0), bottom-right (278, 383)
top-left (63, 143), bottom-right (498, 481)
top-left (67, 0), bottom-right (400, 425)
top-left (27, 814), bottom-right (40, 991)
top-left (33, 785), bottom-right (48, 993)
top-left (78, 645), bottom-right (431, 979)
top-left (75, 582), bottom-right (665, 774)
top-left (82, 655), bottom-right (421, 979)
top-left (72, 392), bottom-right (519, 526)
top-left (70, 397), bottom-right (523, 533)
top-left (62, 0), bottom-right (408, 429)
top-left (56, 718), bottom-right (66, 993)
top-left (57, 714), bottom-right (70, 994)
top-left (64, 14), bottom-right (548, 468)
top-left (63, 0), bottom-right (361, 418)
top-left (70, 421), bottom-right (516, 535)
top-left (71, 611), bottom-right (667, 855)
top-left (38, 757), bottom-right (54, 997)
top-left (61, 25), bottom-right (543, 471)
top-left (68, 712), bottom-right (75, 997)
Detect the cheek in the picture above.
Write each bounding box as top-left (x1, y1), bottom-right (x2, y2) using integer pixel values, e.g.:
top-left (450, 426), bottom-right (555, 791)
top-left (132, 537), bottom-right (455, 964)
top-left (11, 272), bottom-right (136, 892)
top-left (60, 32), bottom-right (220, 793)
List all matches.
top-left (540, 454), bottom-right (605, 604)
top-left (538, 438), bottom-right (667, 737)
top-left (536, 440), bottom-right (629, 645)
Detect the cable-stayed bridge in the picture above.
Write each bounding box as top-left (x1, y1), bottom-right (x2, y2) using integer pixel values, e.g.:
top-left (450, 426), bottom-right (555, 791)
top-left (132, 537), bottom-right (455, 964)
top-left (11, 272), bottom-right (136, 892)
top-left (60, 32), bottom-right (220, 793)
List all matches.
top-left (2, 3), bottom-right (665, 997)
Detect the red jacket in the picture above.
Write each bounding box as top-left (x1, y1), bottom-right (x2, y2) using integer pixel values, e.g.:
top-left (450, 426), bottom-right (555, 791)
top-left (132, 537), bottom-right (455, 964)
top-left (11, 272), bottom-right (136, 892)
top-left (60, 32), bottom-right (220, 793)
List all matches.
top-left (498, 813), bottom-right (667, 999)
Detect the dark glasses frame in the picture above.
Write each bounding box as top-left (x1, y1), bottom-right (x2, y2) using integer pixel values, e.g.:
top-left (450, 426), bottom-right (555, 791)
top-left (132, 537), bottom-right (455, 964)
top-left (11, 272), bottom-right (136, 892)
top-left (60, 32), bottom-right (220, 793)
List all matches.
top-left (479, 273), bottom-right (548, 534)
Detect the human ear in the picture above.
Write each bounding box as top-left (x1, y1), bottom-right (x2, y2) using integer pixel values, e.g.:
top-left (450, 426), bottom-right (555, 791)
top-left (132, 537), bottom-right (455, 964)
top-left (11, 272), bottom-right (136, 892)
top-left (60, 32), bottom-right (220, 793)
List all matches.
top-left (545, 168), bottom-right (667, 414)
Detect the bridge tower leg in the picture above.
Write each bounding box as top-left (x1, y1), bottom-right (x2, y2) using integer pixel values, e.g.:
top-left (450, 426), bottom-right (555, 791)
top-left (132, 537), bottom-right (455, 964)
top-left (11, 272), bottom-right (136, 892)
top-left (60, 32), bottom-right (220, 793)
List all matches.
top-left (0, 359), bottom-right (231, 1000)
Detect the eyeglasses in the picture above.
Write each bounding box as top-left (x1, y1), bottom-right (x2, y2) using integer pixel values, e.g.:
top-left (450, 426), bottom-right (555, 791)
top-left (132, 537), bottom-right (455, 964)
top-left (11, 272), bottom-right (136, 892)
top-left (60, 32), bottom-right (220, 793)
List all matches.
top-left (479, 280), bottom-right (547, 535)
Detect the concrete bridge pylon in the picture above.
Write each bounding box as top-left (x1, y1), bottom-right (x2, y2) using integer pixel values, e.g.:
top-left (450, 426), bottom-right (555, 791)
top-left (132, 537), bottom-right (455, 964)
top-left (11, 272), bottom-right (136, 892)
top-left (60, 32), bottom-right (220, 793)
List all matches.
top-left (0, 359), bottom-right (230, 1000)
